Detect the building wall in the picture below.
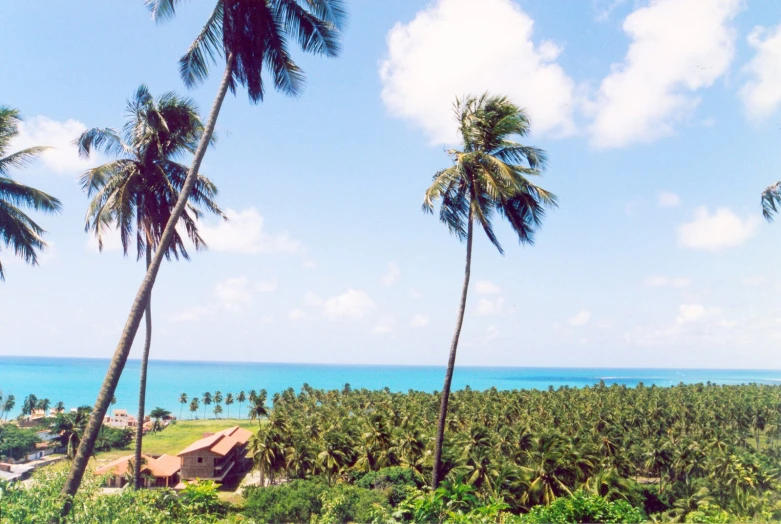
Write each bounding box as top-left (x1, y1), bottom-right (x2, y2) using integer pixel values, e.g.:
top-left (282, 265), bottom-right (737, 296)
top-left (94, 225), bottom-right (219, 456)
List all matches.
top-left (181, 451), bottom-right (220, 479)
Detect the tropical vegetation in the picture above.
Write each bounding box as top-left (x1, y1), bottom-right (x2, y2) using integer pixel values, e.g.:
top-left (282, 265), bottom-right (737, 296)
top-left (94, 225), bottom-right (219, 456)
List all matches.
top-left (0, 106), bottom-right (61, 280)
top-left (59, 1), bottom-right (347, 513)
top-left (424, 94), bottom-right (556, 488)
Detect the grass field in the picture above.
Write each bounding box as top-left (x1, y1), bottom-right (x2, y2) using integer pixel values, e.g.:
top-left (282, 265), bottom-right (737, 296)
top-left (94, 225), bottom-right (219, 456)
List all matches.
top-left (90, 419), bottom-right (258, 466)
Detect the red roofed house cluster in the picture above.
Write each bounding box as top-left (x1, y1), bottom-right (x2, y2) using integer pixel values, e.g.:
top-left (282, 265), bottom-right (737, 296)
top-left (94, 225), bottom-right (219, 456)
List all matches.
top-left (95, 425), bottom-right (253, 490)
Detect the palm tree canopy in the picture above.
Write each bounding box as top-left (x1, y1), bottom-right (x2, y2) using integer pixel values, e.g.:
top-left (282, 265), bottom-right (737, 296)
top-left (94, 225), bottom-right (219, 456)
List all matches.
top-left (0, 106), bottom-right (62, 280)
top-left (761, 181), bottom-right (781, 221)
top-left (145, 0), bottom-right (347, 103)
top-left (76, 85), bottom-right (225, 260)
top-left (423, 94), bottom-right (557, 255)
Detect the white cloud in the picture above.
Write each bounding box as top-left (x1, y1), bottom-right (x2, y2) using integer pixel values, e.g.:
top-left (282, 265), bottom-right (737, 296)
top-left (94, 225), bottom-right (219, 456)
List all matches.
top-left (302, 259), bottom-right (317, 269)
top-left (380, 0), bottom-right (576, 145)
top-left (588, 0), bottom-right (743, 148)
top-left (408, 288), bottom-right (423, 299)
top-left (485, 325), bottom-right (500, 342)
top-left (323, 289), bottom-right (376, 321)
top-left (677, 206), bottom-right (758, 251)
top-left (10, 116), bottom-right (96, 174)
top-left (372, 316), bottom-right (395, 335)
top-left (382, 262), bottom-right (401, 287)
top-left (658, 191), bottom-right (681, 207)
top-left (569, 309), bottom-right (591, 327)
top-left (675, 303), bottom-right (722, 324)
top-left (288, 309), bottom-right (306, 321)
top-left (170, 306), bottom-right (214, 323)
top-left (214, 276), bottom-right (253, 311)
top-left (740, 24), bottom-right (781, 119)
top-left (475, 297), bottom-right (505, 317)
top-left (410, 314), bottom-right (429, 327)
top-left (199, 208), bottom-right (302, 255)
top-left (256, 279), bottom-right (278, 293)
top-left (475, 280), bottom-right (502, 295)
top-left (644, 276), bottom-right (690, 288)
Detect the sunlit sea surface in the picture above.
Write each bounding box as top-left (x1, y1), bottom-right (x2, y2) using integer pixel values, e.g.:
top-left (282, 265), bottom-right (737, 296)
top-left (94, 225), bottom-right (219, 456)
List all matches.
top-left (0, 356), bottom-right (778, 418)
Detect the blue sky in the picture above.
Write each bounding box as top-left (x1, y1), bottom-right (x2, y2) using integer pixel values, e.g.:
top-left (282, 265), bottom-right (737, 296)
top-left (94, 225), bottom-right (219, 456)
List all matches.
top-left (1, 0), bottom-right (781, 369)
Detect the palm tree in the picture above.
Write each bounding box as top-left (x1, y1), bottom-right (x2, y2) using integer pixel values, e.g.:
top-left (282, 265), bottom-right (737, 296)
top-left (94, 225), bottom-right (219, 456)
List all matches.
top-left (225, 393), bottom-right (234, 418)
top-left (237, 391), bottom-right (246, 419)
top-left (53, 407), bottom-right (91, 460)
top-left (214, 404), bottom-right (223, 419)
top-left (424, 94), bottom-right (556, 488)
top-left (2, 394), bottom-right (15, 421)
top-left (110, 395), bottom-right (116, 417)
top-left (0, 107), bottom-right (62, 281)
top-left (179, 393), bottom-right (188, 420)
top-left (22, 394), bottom-right (38, 416)
top-left (189, 397), bottom-right (200, 420)
top-left (37, 398), bottom-right (51, 417)
top-left (214, 391), bottom-right (223, 407)
top-left (761, 182), bottom-right (781, 221)
top-left (249, 389), bottom-right (269, 427)
top-left (77, 84), bottom-right (224, 490)
top-left (203, 392), bottom-right (212, 419)
top-left (58, 3), bottom-right (346, 512)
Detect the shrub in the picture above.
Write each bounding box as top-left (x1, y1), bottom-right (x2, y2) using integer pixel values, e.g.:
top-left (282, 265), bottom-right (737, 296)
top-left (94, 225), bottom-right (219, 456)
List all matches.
top-left (355, 467), bottom-right (422, 506)
top-left (0, 425), bottom-right (40, 460)
top-left (517, 490), bottom-right (645, 524)
top-left (243, 478), bottom-right (390, 523)
top-left (94, 425), bottom-right (133, 452)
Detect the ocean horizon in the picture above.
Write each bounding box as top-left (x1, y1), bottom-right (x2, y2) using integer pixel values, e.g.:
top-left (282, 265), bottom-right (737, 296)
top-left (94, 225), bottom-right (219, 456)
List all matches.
top-left (1, 355), bottom-right (779, 419)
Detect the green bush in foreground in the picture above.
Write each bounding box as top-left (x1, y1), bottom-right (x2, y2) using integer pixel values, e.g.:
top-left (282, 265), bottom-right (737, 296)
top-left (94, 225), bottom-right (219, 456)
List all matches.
top-left (242, 478), bottom-right (390, 523)
top-left (515, 489), bottom-right (645, 523)
top-left (0, 470), bottom-right (229, 523)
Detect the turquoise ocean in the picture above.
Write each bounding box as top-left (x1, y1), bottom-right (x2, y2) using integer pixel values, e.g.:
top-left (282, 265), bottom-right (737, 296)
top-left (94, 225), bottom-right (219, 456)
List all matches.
top-left (1, 356), bottom-right (779, 419)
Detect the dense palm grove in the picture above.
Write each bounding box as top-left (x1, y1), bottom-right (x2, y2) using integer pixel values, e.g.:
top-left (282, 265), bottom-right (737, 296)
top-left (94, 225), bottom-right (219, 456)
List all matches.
top-left (243, 382), bottom-right (781, 522)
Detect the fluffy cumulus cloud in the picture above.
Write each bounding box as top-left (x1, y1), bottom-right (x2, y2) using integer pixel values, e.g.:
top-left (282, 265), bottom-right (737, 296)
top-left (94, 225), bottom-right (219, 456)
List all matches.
top-left (288, 309), bottom-right (306, 321)
top-left (475, 297), bottom-right (505, 317)
top-left (256, 279), bottom-right (278, 293)
top-left (170, 306), bottom-right (214, 323)
top-left (323, 289), bottom-right (376, 321)
top-left (9, 116), bottom-right (97, 174)
top-left (677, 206), bottom-right (758, 251)
top-left (569, 310), bottom-right (591, 327)
top-left (214, 276), bottom-right (253, 311)
top-left (410, 314), bottom-right (429, 328)
top-left (380, 0), bottom-right (576, 145)
top-left (588, 0), bottom-right (743, 148)
top-left (676, 304), bottom-right (721, 324)
top-left (740, 23), bottom-right (781, 120)
top-left (382, 262), bottom-right (401, 287)
top-left (199, 208), bottom-right (302, 255)
top-left (475, 280), bottom-right (502, 295)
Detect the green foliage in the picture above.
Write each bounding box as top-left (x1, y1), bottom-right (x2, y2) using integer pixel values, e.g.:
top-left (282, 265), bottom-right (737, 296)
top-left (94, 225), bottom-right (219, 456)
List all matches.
top-left (95, 425), bottom-right (133, 452)
top-left (0, 424), bottom-right (39, 460)
top-left (355, 467), bottom-right (423, 506)
top-left (243, 478), bottom-right (390, 523)
top-left (515, 490), bottom-right (645, 523)
top-left (179, 479), bottom-right (225, 516)
top-left (0, 469), bottom-right (224, 523)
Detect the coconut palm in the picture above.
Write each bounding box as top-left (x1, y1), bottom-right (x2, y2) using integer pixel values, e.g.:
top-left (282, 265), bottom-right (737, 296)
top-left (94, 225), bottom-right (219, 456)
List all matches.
top-left (77, 84), bottom-right (224, 490)
top-left (237, 391), bottom-right (246, 419)
top-left (2, 394), bottom-right (15, 421)
top-left (22, 394), bottom-right (38, 416)
top-left (424, 94), bottom-right (556, 487)
top-left (225, 393), bottom-right (234, 418)
top-left (179, 392), bottom-right (188, 420)
top-left (37, 398), bottom-right (51, 417)
top-left (761, 182), bottom-right (781, 221)
top-left (0, 107), bottom-right (61, 281)
top-left (249, 389), bottom-right (269, 427)
top-left (202, 392), bottom-right (213, 419)
top-left (59, 3), bottom-right (347, 513)
top-left (189, 397), bottom-right (200, 420)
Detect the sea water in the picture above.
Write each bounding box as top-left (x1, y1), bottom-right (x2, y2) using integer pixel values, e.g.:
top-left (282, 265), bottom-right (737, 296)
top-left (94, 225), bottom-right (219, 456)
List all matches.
top-left (0, 356), bottom-right (779, 419)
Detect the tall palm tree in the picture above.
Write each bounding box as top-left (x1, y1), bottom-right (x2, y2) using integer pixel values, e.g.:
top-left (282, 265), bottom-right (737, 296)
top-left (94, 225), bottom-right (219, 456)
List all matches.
top-left (2, 394), bottom-right (15, 421)
top-left (0, 107), bottom-right (61, 281)
top-left (59, 2), bottom-right (346, 513)
top-left (249, 389), bottom-right (269, 427)
top-left (424, 94), bottom-right (556, 488)
top-left (189, 397), bottom-right (200, 420)
top-left (203, 392), bottom-right (213, 419)
top-left (225, 393), bottom-right (234, 418)
top-left (179, 393), bottom-right (188, 420)
top-left (237, 391), bottom-right (246, 419)
top-left (77, 84), bottom-right (224, 490)
top-left (22, 394), bottom-right (38, 416)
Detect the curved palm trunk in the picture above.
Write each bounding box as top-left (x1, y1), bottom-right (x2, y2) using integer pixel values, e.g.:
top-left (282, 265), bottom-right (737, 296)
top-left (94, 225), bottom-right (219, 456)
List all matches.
top-left (57, 55), bottom-right (235, 520)
top-left (431, 213), bottom-right (473, 488)
top-left (133, 248), bottom-right (153, 489)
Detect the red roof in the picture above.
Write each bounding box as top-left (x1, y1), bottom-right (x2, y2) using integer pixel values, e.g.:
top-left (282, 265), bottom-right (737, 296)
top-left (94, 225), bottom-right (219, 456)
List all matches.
top-left (177, 426), bottom-right (252, 457)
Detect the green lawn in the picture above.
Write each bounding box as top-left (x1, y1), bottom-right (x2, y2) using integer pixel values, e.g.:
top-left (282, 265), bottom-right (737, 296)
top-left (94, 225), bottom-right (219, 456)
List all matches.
top-left (91, 419), bottom-right (258, 466)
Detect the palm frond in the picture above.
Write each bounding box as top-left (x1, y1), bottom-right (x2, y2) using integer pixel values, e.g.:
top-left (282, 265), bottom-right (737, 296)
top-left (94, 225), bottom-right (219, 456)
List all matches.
top-left (0, 147), bottom-right (50, 176)
top-left (0, 177), bottom-right (62, 213)
top-left (145, 0), bottom-right (182, 23)
top-left (75, 128), bottom-right (130, 159)
top-left (761, 182), bottom-right (781, 222)
top-left (179, 2), bottom-right (224, 89)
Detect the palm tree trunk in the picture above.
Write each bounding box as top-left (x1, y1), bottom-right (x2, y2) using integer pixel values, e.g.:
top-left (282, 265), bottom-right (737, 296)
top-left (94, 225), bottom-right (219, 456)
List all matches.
top-left (133, 248), bottom-right (153, 490)
top-left (56, 55), bottom-right (236, 520)
top-left (431, 211), bottom-right (473, 489)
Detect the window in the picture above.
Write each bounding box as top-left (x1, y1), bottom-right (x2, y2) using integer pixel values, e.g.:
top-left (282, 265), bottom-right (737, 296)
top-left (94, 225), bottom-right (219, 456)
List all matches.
top-left (197, 457), bottom-right (203, 463)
